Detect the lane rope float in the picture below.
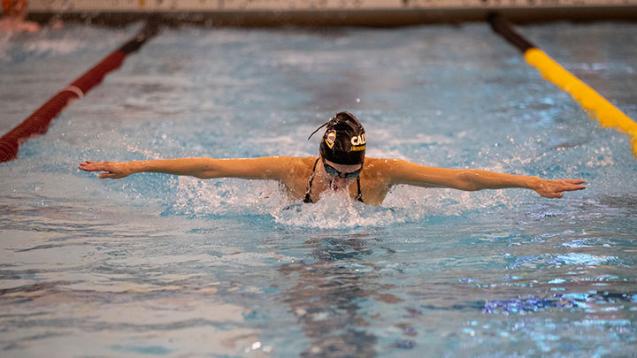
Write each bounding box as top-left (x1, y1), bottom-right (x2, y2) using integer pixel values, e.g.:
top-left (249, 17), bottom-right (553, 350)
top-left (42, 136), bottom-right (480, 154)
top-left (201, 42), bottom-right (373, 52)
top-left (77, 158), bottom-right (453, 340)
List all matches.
top-left (488, 13), bottom-right (637, 157)
top-left (0, 20), bottom-right (159, 163)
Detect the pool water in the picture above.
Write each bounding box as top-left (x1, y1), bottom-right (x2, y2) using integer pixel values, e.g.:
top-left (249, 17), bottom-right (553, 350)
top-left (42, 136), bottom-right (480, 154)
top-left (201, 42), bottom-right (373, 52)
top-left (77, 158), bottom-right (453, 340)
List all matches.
top-left (1, 23), bottom-right (636, 356)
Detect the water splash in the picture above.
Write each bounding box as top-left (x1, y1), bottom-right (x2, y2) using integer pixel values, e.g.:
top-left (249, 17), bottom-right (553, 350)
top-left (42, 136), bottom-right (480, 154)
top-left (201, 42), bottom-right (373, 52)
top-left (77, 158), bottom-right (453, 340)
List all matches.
top-left (171, 177), bottom-right (287, 217)
top-left (271, 190), bottom-right (408, 229)
top-left (168, 176), bottom-right (516, 228)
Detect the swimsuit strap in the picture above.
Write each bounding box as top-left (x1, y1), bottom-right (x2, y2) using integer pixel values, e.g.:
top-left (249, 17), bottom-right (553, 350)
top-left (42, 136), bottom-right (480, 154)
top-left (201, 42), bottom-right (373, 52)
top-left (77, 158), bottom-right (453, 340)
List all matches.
top-left (356, 176), bottom-right (364, 203)
top-left (303, 157), bottom-right (321, 203)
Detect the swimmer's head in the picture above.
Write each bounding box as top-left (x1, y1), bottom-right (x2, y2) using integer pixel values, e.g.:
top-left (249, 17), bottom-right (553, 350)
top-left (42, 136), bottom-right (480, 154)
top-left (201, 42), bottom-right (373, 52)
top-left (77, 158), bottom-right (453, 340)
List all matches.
top-left (308, 112), bottom-right (366, 165)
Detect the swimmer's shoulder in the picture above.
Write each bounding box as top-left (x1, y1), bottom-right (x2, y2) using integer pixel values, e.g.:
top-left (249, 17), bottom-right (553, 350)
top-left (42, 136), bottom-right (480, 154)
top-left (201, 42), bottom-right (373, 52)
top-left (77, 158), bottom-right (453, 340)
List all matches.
top-left (264, 156), bottom-right (316, 180)
top-left (362, 157), bottom-right (399, 173)
top-left (362, 157), bottom-right (402, 183)
top-left (365, 157), bottom-right (412, 169)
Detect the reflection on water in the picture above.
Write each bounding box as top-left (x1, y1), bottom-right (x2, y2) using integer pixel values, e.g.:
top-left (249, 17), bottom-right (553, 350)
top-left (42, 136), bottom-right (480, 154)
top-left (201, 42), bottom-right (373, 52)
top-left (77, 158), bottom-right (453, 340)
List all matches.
top-left (279, 235), bottom-right (399, 357)
top-left (483, 291), bottom-right (637, 314)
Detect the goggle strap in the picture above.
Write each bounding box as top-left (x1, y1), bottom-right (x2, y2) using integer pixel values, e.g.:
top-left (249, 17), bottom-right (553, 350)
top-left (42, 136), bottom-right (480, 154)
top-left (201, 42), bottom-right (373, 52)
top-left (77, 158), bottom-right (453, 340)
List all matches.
top-left (307, 114), bottom-right (341, 140)
top-left (307, 113), bottom-right (363, 140)
top-left (307, 121), bottom-right (328, 140)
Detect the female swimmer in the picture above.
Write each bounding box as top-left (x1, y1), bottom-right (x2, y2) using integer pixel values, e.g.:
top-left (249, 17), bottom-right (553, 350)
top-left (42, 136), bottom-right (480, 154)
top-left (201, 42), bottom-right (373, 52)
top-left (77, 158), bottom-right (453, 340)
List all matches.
top-left (79, 112), bottom-right (586, 206)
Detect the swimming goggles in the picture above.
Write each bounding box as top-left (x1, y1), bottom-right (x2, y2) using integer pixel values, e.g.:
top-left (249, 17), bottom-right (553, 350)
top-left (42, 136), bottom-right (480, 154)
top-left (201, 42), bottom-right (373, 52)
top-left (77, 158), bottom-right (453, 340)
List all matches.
top-left (323, 162), bottom-right (361, 179)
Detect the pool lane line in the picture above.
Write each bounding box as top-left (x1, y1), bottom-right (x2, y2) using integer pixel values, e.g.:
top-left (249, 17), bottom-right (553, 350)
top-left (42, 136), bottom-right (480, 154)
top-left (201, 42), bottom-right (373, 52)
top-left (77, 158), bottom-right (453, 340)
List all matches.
top-left (488, 13), bottom-right (637, 157)
top-left (0, 21), bottom-right (160, 163)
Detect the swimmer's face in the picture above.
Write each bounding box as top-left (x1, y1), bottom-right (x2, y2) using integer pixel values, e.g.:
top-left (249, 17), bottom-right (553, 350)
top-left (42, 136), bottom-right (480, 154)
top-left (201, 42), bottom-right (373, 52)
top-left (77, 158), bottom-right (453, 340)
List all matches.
top-left (322, 159), bottom-right (362, 190)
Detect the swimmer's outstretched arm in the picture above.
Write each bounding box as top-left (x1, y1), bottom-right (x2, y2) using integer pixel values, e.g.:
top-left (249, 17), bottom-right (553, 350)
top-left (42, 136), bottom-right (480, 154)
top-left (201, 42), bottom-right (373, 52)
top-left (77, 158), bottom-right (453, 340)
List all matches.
top-left (79, 157), bottom-right (296, 181)
top-left (386, 159), bottom-right (586, 198)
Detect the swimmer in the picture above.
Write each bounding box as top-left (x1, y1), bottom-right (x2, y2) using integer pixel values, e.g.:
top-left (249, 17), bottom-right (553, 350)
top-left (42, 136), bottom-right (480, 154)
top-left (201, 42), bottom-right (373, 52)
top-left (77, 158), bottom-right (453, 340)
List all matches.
top-left (79, 112), bottom-right (586, 206)
top-left (0, 0), bottom-right (40, 33)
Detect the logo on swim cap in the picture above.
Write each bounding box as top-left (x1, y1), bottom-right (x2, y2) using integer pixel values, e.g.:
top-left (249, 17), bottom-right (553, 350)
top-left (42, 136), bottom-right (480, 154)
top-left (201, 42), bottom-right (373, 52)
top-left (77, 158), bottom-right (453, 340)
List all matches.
top-left (325, 130), bottom-right (336, 149)
top-left (350, 133), bottom-right (366, 151)
top-left (351, 134), bottom-right (366, 146)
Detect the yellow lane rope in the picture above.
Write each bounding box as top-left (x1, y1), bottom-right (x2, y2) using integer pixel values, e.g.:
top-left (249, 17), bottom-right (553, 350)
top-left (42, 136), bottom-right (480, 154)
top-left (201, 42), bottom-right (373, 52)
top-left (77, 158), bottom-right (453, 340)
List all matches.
top-left (524, 48), bottom-right (637, 156)
top-left (488, 13), bottom-right (637, 156)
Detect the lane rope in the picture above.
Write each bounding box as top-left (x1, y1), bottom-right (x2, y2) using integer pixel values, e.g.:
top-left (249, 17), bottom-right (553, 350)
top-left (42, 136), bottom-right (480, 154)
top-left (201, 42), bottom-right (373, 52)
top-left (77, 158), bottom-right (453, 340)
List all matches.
top-left (488, 13), bottom-right (637, 157)
top-left (63, 85), bottom-right (85, 99)
top-left (0, 20), bottom-right (159, 163)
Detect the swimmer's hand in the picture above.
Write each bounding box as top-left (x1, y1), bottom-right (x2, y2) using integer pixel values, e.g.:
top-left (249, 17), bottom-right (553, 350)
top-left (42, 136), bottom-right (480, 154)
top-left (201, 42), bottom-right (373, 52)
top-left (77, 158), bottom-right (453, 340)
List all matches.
top-left (532, 178), bottom-right (586, 198)
top-left (79, 161), bottom-right (132, 179)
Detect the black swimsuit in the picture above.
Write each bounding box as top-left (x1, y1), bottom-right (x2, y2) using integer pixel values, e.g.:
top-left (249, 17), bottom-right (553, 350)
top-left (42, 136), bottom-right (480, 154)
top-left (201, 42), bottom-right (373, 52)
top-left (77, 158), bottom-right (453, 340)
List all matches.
top-left (303, 158), bottom-right (364, 204)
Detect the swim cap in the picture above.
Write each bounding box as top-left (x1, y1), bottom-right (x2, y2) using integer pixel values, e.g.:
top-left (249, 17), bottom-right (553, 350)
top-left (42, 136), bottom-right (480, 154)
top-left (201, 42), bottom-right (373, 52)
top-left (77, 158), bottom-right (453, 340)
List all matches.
top-left (309, 112), bottom-right (366, 165)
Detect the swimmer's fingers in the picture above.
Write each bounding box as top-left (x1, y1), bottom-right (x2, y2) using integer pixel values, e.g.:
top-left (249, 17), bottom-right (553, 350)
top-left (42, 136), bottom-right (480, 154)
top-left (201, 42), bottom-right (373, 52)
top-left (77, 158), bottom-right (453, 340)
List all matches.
top-left (557, 179), bottom-right (587, 192)
top-left (535, 178), bottom-right (586, 199)
top-left (79, 161), bottom-right (105, 171)
top-left (79, 161), bottom-right (112, 174)
top-left (79, 161), bottom-right (130, 179)
top-left (564, 178), bottom-right (586, 185)
top-left (79, 161), bottom-right (95, 173)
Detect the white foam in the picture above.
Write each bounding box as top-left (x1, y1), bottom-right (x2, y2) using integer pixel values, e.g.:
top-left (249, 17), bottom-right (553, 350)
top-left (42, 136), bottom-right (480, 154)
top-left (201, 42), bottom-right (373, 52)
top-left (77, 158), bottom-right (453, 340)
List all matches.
top-left (586, 146), bottom-right (615, 168)
top-left (271, 190), bottom-right (407, 229)
top-left (24, 38), bottom-right (83, 56)
top-left (170, 174), bottom-right (515, 228)
top-left (172, 177), bottom-right (288, 217)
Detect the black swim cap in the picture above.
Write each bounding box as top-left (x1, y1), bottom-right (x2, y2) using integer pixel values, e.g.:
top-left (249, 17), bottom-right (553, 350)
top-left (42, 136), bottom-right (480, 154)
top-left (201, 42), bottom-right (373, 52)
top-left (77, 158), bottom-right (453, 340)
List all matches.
top-left (309, 112), bottom-right (366, 165)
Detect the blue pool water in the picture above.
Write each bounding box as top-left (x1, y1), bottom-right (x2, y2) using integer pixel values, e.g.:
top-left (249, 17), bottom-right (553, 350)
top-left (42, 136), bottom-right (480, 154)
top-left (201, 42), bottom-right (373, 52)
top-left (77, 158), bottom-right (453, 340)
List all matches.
top-left (1, 23), bottom-right (636, 356)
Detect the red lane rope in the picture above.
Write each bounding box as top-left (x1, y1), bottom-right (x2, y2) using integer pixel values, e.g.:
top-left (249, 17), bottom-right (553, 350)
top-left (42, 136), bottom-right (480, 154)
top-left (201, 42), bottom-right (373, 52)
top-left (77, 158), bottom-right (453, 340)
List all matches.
top-left (0, 22), bottom-right (158, 163)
